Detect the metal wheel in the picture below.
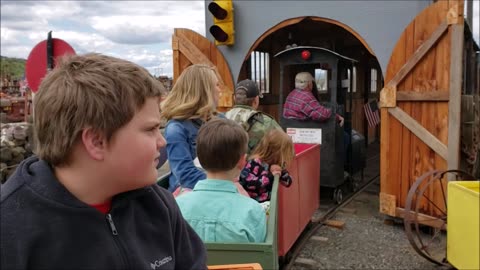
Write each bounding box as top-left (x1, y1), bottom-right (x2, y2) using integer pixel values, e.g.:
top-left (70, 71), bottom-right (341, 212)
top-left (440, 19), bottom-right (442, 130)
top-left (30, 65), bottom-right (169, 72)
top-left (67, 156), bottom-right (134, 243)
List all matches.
top-left (333, 188), bottom-right (343, 204)
top-left (404, 170), bottom-right (476, 266)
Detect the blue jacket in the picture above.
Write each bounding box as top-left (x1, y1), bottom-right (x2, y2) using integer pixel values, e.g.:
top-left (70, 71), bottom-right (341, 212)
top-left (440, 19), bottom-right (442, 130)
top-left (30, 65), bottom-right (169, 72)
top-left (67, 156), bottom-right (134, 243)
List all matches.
top-left (1, 156), bottom-right (207, 270)
top-left (176, 179), bottom-right (267, 243)
top-left (164, 119), bottom-right (206, 191)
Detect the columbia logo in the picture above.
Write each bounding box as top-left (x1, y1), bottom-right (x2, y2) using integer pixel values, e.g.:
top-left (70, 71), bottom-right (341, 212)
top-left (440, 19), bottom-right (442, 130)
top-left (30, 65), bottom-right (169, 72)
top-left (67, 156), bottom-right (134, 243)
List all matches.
top-left (150, 256), bottom-right (172, 269)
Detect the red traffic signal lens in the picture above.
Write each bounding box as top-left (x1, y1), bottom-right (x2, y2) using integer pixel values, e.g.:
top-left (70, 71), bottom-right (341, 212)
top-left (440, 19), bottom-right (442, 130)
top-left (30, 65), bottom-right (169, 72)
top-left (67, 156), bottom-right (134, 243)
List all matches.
top-left (208, 2), bottom-right (227, 20)
top-left (209, 25), bottom-right (229, 42)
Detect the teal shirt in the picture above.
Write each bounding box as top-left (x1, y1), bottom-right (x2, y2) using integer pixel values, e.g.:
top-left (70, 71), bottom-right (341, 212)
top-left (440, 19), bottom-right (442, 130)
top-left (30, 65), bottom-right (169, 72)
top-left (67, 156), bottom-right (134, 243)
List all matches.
top-left (176, 179), bottom-right (266, 243)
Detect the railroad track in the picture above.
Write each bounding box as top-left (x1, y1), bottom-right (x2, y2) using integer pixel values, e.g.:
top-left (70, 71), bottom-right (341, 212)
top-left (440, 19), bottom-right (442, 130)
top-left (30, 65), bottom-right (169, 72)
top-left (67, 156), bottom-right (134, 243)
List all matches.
top-left (282, 173), bottom-right (380, 270)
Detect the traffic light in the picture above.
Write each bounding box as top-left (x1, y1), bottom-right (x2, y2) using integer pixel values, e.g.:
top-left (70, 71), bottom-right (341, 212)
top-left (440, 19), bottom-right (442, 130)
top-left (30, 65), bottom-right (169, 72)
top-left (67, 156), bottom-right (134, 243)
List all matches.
top-left (208, 0), bottom-right (234, 46)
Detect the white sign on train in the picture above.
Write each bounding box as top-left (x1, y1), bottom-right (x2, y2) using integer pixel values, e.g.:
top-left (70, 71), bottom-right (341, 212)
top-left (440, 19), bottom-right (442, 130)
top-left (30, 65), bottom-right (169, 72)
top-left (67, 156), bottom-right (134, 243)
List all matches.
top-left (286, 128), bottom-right (322, 144)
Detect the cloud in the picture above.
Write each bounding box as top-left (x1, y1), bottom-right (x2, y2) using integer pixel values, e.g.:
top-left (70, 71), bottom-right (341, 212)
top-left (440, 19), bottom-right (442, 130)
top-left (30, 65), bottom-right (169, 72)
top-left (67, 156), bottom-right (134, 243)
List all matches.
top-left (90, 16), bottom-right (171, 44)
top-left (0, 5), bottom-right (47, 31)
top-left (0, 1), bottom-right (205, 77)
top-left (87, 1), bottom-right (205, 45)
top-left (123, 49), bottom-right (174, 76)
top-left (1, 27), bottom-right (20, 46)
top-left (0, 1), bottom-right (81, 31)
top-left (0, 45), bottom-right (33, 60)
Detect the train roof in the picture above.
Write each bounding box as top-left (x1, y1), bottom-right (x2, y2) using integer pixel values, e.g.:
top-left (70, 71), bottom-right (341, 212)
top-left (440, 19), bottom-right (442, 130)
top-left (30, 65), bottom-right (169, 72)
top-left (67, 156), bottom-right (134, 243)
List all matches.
top-left (274, 46), bottom-right (358, 64)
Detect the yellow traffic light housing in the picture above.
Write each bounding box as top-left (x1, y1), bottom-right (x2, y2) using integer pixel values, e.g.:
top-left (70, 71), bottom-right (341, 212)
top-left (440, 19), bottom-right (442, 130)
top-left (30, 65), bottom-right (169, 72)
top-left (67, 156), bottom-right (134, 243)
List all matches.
top-left (208, 0), bottom-right (234, 46)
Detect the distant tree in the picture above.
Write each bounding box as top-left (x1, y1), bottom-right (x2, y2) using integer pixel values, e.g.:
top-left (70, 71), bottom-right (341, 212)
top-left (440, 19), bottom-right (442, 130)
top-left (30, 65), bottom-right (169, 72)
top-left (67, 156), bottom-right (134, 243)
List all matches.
top-left (0, 56), bottom-right (26, 79)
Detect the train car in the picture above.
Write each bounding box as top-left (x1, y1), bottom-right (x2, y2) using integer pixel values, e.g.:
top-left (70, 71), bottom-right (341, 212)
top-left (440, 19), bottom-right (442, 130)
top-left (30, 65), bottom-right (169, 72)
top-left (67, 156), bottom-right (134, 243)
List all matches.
top-left (157, 143), bottom-right (320, 268)
top-left (158, 176), bottom-right (280, 269)
top-left (275, 46), bottom-right (365, 203)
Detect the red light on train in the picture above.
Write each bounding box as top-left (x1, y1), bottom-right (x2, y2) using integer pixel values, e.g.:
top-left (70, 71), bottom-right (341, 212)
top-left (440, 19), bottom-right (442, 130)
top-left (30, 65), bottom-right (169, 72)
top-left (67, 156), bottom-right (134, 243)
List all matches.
top-left (301, 50), bottom-right (311, 60)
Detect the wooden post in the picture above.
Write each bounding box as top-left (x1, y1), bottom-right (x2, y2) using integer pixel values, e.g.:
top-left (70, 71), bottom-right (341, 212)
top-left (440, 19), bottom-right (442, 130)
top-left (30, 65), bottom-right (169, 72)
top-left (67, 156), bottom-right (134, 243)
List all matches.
top-left (172, 33), bottom-right (180, 83)
top-left (447, 23), bottom-right (464, 176)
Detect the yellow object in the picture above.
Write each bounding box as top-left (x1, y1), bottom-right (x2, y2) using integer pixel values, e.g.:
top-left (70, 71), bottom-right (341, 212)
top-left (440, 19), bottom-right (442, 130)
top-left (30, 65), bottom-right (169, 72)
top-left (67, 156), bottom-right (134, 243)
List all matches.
top-left (447, 181), bottom-right (480, 270)
top-left (208, 0), bottom-right (235, 46)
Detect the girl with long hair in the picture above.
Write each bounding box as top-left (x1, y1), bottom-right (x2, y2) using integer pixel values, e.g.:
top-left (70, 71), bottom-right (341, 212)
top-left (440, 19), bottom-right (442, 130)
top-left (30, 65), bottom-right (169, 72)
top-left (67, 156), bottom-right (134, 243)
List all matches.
top-left (161, 64), bottom-right (221, 194)
top-left (239, 129), bottom-right (295, 202)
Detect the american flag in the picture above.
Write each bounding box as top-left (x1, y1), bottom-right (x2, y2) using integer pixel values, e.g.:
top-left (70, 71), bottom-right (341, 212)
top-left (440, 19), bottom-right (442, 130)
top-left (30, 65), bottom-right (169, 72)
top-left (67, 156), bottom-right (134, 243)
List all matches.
top-left (364, 100), bottom-right (380, 128)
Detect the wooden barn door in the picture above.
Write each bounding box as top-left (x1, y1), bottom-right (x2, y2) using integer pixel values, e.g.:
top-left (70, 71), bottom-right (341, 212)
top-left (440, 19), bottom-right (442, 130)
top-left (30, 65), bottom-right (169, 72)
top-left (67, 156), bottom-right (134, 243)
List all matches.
top-left (379, 0), bottom-right (464, 218)
top-left (172, 28), bottom-right (234, 111)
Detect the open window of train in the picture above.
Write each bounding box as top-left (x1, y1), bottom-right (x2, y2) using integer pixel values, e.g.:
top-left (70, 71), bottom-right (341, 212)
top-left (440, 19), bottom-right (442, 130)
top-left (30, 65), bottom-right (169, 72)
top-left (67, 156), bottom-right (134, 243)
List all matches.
top-left (247, 51), bottom-right (270, 97)
top-left (314, 68), bottom-right (329, 93)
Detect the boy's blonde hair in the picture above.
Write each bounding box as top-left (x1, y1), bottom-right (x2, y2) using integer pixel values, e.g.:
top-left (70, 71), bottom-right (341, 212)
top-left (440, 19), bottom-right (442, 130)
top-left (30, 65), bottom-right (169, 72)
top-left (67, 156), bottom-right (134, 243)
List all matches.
top-left (34, 53), bottom-right (165, 166)
top-left (161, 64), bottom-right (217, 121)
top-left (251, 129), bottom-right (295, 168)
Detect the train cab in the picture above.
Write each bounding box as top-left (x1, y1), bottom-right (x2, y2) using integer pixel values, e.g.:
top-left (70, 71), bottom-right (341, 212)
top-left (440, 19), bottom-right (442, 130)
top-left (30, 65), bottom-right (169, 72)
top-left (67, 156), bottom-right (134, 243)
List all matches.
top-left (274, 46), bottom-right (366, 203)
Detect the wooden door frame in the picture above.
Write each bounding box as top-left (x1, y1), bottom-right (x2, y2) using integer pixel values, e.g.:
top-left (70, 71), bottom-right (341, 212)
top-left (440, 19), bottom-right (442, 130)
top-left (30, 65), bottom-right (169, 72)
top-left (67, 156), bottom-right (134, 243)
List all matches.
top-left (379, 4), bottom-right (463, 167)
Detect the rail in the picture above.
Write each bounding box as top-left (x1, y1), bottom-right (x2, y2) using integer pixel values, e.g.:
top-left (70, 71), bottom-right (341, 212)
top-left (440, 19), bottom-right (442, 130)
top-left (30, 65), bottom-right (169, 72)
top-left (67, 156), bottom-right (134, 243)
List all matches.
top-left (282, 173), bottom-right (380, 270)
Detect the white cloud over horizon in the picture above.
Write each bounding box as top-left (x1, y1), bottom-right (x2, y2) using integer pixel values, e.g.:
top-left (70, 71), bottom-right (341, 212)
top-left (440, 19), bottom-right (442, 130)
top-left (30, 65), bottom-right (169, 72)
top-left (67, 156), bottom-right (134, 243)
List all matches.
top-left (0, 1), bottom-right (206, 77)
top-left (1, 1), bottom-right (478, 78)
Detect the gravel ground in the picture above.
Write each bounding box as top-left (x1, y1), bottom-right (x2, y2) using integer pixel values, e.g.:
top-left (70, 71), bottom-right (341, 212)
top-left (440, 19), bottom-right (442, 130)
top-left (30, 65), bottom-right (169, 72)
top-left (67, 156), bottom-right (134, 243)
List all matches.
top-left (291, 188), bottom-right (449, 270)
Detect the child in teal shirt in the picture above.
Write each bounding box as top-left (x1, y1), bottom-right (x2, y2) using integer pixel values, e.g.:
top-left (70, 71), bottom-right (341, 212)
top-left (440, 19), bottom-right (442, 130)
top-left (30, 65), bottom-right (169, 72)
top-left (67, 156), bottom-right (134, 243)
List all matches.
top-left (176, 118), bottom-right (266, 243)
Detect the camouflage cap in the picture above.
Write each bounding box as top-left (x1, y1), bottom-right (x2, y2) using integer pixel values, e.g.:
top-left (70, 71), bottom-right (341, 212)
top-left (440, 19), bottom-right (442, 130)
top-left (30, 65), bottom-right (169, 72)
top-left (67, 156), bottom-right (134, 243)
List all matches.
top-left (235, 79), bottom-right (260, 98)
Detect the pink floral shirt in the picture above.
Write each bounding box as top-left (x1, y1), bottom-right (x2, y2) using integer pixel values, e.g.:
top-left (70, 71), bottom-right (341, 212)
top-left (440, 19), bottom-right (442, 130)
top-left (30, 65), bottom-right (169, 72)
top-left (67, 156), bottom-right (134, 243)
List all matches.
top-left (239, 158), bottom-right (292, 203)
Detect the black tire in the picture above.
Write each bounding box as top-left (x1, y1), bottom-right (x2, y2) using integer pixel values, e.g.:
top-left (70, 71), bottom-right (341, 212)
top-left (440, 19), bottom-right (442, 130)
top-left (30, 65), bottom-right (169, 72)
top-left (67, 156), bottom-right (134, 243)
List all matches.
top-left (333, 188), bottom-right (343, 204)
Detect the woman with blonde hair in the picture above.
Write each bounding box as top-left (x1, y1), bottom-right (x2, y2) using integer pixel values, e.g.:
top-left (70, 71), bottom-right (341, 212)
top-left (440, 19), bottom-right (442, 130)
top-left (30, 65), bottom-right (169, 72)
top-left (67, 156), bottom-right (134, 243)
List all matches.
top-left (161, 64), bottom-right (221, 194)
top-left (239, 129), bottom-right (295, 202)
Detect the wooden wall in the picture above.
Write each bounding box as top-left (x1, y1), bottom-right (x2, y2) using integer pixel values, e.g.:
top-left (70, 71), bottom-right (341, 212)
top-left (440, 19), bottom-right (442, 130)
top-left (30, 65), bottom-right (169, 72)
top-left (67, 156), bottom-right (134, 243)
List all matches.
top-left (380, 0), bottom-right (467, 219)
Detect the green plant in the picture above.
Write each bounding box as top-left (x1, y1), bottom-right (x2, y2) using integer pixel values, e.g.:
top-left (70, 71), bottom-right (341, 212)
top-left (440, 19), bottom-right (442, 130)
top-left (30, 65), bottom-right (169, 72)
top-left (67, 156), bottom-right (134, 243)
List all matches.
top-left (0, 56), bottom-right (26, 79)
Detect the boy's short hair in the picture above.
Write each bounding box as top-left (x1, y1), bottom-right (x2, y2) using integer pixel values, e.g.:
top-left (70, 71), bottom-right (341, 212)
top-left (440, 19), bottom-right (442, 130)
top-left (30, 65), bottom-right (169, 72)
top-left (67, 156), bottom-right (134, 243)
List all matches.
top-left (197, 118), bottom-right (248, 172)
top-left (34, 53), bottom-right (165, 166)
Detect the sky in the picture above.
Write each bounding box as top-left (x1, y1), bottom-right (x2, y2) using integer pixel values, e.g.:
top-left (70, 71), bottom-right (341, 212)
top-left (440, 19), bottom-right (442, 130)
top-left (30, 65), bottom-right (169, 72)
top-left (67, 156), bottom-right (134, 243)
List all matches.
top-left (0, 1), bottom-right (479, 78)
top-left (0, 1), bottom-right (206, 77)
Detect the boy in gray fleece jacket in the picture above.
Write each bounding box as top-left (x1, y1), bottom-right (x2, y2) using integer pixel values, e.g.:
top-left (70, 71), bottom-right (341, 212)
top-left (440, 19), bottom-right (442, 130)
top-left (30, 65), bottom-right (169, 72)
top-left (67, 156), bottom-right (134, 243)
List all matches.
top-left (1, 53), bottom-right (206, 270)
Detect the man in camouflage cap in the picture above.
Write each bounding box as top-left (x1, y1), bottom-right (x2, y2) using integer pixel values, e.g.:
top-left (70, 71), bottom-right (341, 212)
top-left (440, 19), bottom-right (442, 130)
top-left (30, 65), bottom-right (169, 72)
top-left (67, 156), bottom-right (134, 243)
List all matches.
top-left (225, 79), bottom-right (282, 154)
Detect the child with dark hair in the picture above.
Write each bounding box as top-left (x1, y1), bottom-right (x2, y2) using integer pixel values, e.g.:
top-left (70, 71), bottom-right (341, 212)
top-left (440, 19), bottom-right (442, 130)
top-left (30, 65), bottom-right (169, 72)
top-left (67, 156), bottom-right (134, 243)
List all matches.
top-left (176, 118), bottom-right (267, 243)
